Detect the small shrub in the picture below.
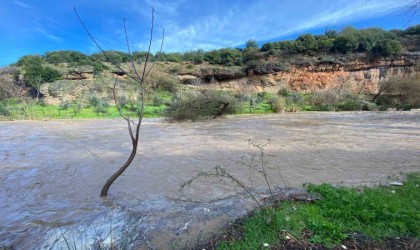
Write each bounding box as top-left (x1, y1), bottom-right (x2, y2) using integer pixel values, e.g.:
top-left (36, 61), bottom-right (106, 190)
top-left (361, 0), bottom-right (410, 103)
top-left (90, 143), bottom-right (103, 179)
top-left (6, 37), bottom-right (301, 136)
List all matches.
top-left (70, 100), bottom-right (83, 115)
top-left (88, 95), bottom-right (109, 115)
top-left (278, 87), bottom-right (291, 97)
top-left (362, 101), bottom-right (378, 111)
top-left (268, 96), bottom-right (285, 112)
top-left (310, 89), bottom-right (363, 111)
top-left (257, 92), bottom-right (271, 102)
top-left (286, 92), bottom-right (305, 106)
top-left (148, 72), bottom-right (178, 93)
top-left (59, 100), bottom-right (71, 110)
top-left (337, 100), bottom-right (363, 111)
top-left (166, 90), bottom-right (239, 120)
top-left (0, 103), bottom-right (11, 117)
top-left (152, 94), bottom-right (164, 107)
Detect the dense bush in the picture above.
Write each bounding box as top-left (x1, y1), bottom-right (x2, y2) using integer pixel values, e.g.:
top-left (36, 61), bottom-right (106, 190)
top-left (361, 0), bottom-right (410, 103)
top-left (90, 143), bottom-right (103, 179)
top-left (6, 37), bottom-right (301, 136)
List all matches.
top-left (337, 100), bottom-right (364, 111)
top-left (147, 72), bottom-right (178, 93)
top-left (268, 95), bottom-right (285, 112)
top-left (166, 90), bottom-right (239, 120)
top-left (91, 50), bottom-right (132, 63)
top-left (88, 95), bottom-right (110, 115)
top-left (182, 50), bottom-right (205, 64)
top-left (373, 76), bottom-right (420, 110)
top-left (45, 50), bottom-right (88, 64)
top-left (295, 34), bottom-right (318, 53)
top-left (0, 102), bottom-right (11, 116)
top-left (310, 89), bottom-right (350, 111)
top-left (10, 25), bottom-right (416, 71)
top-left (204, 48), bottom-right (243, 66)
top-left (260, 25), bottom-right (414, 57)
top-left (19, 55), bottom-right (61, 88)
top-left (9, 25), bottom-right (419, 75)
top-left (156, 52), bottom-right (183, 62)
top-left (404, 24), bottom-right (420, 35)
top-left (332, 27), bottom-right (360, 53)
top-left (372, 40), bottom-right (402, 56)
top-left (242, 40), bottom-right (260, 63)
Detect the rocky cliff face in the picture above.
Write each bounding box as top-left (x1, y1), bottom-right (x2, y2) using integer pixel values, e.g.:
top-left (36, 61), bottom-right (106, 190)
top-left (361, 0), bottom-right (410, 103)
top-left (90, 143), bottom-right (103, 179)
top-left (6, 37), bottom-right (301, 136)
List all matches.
top-left (34, 53), bottom-right (419, 105)
top-left (187, 53), bottom-right (419, 94)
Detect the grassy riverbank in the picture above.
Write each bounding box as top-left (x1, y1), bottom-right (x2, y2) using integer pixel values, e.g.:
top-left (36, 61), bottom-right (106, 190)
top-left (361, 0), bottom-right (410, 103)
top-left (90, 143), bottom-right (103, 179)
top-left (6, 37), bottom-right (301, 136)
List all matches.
top-left (0, 103), bottom-right (165, 120)
top-left (0, 90), bottom-right (380, 121)
top-left (214, 173), bottom-right (419, 249)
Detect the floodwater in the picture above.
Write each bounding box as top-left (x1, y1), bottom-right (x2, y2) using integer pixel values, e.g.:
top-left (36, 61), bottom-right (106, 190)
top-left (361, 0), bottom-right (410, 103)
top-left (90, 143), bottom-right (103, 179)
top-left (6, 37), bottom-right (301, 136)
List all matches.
top-left (1, 111), bottom-right (419, 249)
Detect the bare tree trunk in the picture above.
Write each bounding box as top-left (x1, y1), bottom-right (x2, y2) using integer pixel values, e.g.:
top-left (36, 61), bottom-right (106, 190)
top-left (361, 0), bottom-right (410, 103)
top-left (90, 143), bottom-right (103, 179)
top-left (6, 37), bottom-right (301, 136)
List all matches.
top-left (372, 88), bottom-right (383, 102)
top-left (101, 140), bottom-right (138, 197)
top-left (212, 102), bottom-right (229, 119)
top-left (75, 7), bottom-right (164, 197)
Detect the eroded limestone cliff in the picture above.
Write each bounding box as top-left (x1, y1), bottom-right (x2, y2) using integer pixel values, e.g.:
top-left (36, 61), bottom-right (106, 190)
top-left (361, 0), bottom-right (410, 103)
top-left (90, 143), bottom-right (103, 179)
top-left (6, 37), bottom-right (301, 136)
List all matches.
top-left (189, 53), bottom-right (419, 94)
top-left (32, 53), bottom-right (420, 105)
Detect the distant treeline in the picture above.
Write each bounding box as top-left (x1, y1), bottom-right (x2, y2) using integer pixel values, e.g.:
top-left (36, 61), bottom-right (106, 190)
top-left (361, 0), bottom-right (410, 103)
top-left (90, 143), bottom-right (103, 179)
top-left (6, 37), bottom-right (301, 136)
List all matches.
top-left (14, 24), bottom-right (420, 69)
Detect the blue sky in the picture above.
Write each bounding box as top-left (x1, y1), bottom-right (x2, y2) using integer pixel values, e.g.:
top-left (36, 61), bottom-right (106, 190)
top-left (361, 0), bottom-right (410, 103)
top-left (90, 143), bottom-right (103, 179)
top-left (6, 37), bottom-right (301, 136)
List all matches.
top-left (0, 0), bottom-right (418, 66)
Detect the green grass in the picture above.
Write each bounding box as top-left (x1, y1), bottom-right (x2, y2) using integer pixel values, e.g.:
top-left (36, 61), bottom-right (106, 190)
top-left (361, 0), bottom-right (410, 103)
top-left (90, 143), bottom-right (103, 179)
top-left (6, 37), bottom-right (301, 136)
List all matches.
top-left (237, 102), bottom-right (274, 114)
top-left (219, 173), bottom-right (420, 249)
top-left (0, 89), bottom-right (382, 121)
top-left (0, 103), bottom-right (166, 120)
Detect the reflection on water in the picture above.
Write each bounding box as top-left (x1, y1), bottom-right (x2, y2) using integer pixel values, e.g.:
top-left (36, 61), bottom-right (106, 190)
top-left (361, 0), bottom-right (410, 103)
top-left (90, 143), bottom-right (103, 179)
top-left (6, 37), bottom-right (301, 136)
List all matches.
top-left (0, 111), bottom-right (419, 248)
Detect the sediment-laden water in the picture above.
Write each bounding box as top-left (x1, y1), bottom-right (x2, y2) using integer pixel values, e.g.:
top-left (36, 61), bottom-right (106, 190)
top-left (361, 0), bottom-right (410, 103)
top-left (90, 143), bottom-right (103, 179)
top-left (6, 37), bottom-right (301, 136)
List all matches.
top-left (1, 111), bottom-right (419, 249)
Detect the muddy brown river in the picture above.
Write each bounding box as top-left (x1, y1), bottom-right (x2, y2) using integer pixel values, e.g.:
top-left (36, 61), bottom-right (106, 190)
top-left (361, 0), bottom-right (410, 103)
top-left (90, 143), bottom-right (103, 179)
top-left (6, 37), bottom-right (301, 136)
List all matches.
top-left (1, 111), bottom-right (419, 249)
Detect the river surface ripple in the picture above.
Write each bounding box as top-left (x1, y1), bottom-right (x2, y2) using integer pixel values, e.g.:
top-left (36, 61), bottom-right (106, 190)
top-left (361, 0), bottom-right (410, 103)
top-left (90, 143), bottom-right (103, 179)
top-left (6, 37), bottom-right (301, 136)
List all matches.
top-left (0, 111), bottom-right (419, 249)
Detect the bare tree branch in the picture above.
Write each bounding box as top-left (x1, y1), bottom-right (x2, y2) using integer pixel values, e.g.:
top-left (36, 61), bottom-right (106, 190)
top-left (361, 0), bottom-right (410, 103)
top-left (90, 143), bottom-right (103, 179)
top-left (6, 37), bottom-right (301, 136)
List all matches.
top-left (144, 29), bottom-right (165, 79)
top-left (75, 6), bottom-right (164, 197)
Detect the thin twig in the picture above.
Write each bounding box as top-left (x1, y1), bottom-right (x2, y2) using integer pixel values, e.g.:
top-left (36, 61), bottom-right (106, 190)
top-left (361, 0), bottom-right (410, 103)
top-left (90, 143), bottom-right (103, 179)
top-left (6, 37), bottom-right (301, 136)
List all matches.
top-left (144, 28), bottom-right (165, 79)
top-left (74, 7), bottom-right (137, 81)
top-left (248, 140), bottom-right (276, 205)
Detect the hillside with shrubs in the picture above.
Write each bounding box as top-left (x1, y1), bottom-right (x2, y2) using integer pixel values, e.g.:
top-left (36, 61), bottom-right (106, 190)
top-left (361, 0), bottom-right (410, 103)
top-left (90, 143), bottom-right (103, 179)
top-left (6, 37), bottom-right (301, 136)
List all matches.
top-left (0, 25), bottom-right (419, 120)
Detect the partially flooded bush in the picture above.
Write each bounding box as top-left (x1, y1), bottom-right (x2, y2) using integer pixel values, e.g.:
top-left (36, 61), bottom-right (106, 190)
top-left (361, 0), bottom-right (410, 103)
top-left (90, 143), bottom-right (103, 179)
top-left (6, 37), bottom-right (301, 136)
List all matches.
top-left (337, 100), bottom-right (363, 111)
top-left (166, 90), bottom-right (239, 121)
top-left (310, 89), bottom-right (364, 111)
top-left (268, 95), bottom-right (285, 113)
top-left (286, 92), bottom-right (305, 108)
top-left (374, 76), bottom-right (420, 110)
top-left (361, 101), bottom-right (378, 111)
top-left (310, 90), bottom-right (341, 111)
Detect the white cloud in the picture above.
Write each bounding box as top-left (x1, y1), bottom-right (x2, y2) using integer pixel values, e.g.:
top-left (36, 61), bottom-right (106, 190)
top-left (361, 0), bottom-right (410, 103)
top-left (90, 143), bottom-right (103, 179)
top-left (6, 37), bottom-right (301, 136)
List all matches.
top-left (36, 27), bottom-right (62, 41)
top-left (125, 0), bottom-right (185, 19)
top-left (12, 1), bottom-right (32, 9)
top-left (152, 0), bottom-right (413, 52)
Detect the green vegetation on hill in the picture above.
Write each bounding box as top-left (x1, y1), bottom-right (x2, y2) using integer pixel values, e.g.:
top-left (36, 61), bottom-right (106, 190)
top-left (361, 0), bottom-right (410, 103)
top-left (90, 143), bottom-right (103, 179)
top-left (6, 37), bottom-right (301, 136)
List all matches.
top-left (1, 74), bottom-right (419, 120)
top-left (1, 24), bottom-right (419, 121)
top-left (261, 27), bottom-right (403, 56)
top-left (16, 55), bottom-right (62, 88)
top-left (8, 24), bottom-right (420, 68)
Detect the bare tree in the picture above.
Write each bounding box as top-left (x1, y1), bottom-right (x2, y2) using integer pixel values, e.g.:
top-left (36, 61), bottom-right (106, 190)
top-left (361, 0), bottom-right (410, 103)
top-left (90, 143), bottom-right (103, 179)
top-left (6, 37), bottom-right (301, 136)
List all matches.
top-left (0, 67), bottom-right (22, 101)
top-left (0, 67), bottom-right (44, 120)
top-left (74, 7), bottom-right (164, 197)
